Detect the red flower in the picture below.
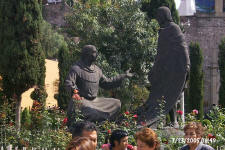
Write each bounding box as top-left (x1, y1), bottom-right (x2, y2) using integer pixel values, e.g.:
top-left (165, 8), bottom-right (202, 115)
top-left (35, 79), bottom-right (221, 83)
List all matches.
top-left (73, 89), bottom-right (79, 94)
top-left (107, 129), bottom-right (111, 134)
top-left (192, 109), bottom-right (198, 115)
top-left (63, 117), bottom-right (68, 125)
top-left (127, 144), bottom-right (134, 150)
top-left (124, 111), bottom-right (130, 115)
top-left (176, 110), bottom-right (183, 115)
top-left (133, 114), bottom-right (138, 118)
top-left (208, 133), bottom-right (216, 139)
top-left (33, 100), bottom-right (40, 106)
top-left (9, 122), bottom-right (14, 126)
top-left (140, 121), bottom-right (146, 126)
top-left (124, 122), bottom-right (129, 127)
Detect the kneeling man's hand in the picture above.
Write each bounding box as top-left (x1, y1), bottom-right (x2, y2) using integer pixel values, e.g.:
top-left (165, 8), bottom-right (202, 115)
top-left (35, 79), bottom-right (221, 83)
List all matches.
top-left (72, 93), bottom-right (82, 100)
top-left (125, 68), bottom-right (134, 78)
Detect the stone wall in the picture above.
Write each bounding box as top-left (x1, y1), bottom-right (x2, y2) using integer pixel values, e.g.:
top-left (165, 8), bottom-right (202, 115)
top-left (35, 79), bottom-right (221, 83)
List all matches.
top-left (181, 13), bottom-right (225, 111)
top-left (43, 2), bottom-right (71, 27)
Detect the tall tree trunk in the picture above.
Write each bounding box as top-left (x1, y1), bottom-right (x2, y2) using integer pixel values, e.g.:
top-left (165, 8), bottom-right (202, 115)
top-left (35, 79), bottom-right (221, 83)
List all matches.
top-left (15, 95), bottom-right (22, 130)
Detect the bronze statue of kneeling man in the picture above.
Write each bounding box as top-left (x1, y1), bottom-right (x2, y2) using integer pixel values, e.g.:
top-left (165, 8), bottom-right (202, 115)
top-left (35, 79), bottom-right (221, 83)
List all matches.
top-left (65, 45), bottom-right (133, 127)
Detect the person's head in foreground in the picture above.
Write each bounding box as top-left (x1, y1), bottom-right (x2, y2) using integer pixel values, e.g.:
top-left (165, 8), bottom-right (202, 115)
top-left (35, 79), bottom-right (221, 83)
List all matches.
top-left (181, 122), bottom-right (215, 150)
top-left (66, 137), bottom-right (95, 150)
top-left (195, 122), bottom-right (205, 139)
top-left (110, 129), bottom-right (129, 150)
top-left (135, 128), bottom-right (160, 150)
top-left (71, 121), bottom-right (97, 149)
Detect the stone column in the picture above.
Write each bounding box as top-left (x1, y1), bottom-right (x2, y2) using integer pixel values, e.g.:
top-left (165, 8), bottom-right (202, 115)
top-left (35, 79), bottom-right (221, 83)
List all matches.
top-left (215, 0), bottom-right (224, 15)
top-left (173, 92), bottom-right (185, 128)
top-left (173, 102), bottom-right (179, 128)
top-left (180, 92), bottom-right (185, 123)
top-left (212, 46), bottom-right (219, 105)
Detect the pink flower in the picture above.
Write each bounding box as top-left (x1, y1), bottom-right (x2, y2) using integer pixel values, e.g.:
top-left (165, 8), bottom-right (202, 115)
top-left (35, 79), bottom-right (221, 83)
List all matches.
top-left (63, 117), bottom-right (68, 125)
top-left (101, 144), bottom-right (110, 149)
top-left (124, 111), bottom-right (130, 115)
top-left (133, 114), bottom-right (138, 118)
top-left (127, 144), bottom-right (134, 150)
top-left (125, 122), bottom-right (129, 127)
top-left (176, 110), bottom-right (183, 115)
top-left (192, 109), bottom-right (198, 115)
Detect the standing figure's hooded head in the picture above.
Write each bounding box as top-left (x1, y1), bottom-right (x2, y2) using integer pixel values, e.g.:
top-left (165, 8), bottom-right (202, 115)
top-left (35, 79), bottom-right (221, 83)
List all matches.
top-left (156, 6), bottom-right (173, 27)
top-left (81, 45), bottom-right (98, 63)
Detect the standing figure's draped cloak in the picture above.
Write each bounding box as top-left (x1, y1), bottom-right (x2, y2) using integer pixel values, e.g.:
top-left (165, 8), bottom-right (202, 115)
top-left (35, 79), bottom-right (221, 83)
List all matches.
top-left (139, 17), bottom-right (190, 125)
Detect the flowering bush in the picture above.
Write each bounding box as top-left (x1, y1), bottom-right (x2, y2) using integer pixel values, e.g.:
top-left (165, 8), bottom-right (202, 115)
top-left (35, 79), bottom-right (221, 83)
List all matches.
top-left (1, 99), bottom-right (224, 150)
top-left (95, 110), bottom-right (140, 148)
top-left (0, 125), bottom-right (71, 149)
top-left (202, 106), bottom-right (225, 148)
top-left (0, 101), bottom-right (71, 149)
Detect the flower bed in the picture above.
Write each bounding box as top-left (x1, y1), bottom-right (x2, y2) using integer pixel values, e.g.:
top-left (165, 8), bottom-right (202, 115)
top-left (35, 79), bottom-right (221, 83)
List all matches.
top-left (0, 100), bottom-right (224, 150)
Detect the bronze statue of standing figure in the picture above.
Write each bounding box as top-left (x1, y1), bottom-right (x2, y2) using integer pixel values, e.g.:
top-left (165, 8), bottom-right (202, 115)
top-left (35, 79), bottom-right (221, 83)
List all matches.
top-left (138, 6), bottom-right (190, 126)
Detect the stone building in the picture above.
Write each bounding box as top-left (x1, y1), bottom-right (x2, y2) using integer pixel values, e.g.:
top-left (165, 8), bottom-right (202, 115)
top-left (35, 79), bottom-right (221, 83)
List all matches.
top-left (180, 0), bottom-right (225, 111)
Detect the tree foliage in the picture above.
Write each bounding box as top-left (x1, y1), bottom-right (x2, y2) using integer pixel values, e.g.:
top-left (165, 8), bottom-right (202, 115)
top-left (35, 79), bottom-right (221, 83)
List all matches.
top-left (188, 42), bottom-right (204, 121)
top-left (57, 42), bottom-right (80, 110)
top-left (57, 0), bottom-right (157, 110)
top-left (21, 108), bottom-right (31, 129)
top-left (141, 0), bottom-right (180, 24)
top-left (40, 21), bottom-right (67, 59)
top-left (218, 38), bottom-right (225, 108)
top-left (0, 0), bottom-right (45, 129)
top-left (66, 0), bottom-right (158, 81)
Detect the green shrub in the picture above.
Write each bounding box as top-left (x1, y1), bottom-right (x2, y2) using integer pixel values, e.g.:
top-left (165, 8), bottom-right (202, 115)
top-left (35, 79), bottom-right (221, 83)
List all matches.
top-left (21, 108), bottom-right (31, 129)
top-left (40, 21), bottom-right (67, 59)
top-left (0, 0), bottom-right (45, 129)
top-left (188, 42), bottom-right (204, 121)
top-left (57, 42), bottom-right (81, 110)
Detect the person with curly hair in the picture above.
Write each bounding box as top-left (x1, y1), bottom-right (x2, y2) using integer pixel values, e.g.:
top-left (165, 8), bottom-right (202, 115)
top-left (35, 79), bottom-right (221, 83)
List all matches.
top-left (66, 137), bottom-right (95, 150)
top-left (181, 122), bottom-right (214, 150)
top-left (135, 128), bottom-right (160, 150)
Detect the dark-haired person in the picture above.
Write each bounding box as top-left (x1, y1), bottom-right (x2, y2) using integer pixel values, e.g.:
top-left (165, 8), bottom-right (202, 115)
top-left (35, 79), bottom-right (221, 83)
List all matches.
top-left (71, 121), bottom-right (98, 149)
top-left (66, 136), bottom-right (95, 150)
top-left (180, 122), bottom-right (214, 150)
top-left (102, 129), bottom-right (135, 150)
top-left (135, 128), bottom-right (160, 150)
